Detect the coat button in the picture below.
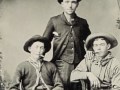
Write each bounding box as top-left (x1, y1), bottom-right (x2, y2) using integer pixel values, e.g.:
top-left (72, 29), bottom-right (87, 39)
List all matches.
top-left (71, 48), bottom-right (74, 50)
top-left (70, 36), bottom-right (73, 39)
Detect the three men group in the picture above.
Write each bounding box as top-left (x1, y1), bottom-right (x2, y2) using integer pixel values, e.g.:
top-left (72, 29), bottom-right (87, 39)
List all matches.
top-left (10, 0), bottom-right (120, 90)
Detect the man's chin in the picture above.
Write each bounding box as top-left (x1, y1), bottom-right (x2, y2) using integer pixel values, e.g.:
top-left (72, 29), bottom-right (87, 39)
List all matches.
top-left (95, 53), bottom-right (105, 58)
top-left (95, 52), bottom-right (101, 56)
top-left (66, 11), bottom-right (74, 15)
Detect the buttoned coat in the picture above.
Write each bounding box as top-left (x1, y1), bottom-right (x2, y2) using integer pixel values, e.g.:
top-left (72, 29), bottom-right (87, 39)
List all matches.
top-left (43, 13), bottom-right (91, 64)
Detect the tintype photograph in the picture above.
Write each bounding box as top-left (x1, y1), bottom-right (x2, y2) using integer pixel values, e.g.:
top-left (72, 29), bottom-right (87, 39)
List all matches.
top-left (0, 0), bottom-right (120, 90)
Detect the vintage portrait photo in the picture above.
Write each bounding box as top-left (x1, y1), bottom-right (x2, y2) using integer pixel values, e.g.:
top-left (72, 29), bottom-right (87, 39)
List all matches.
top-left (0, 0), bottom-right (120, 90)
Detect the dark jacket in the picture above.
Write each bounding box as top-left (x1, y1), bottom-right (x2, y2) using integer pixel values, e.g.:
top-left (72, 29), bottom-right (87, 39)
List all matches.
top-left (43, 13), bottom-right (91, 64)
top-left (10, 60), bottom-right (63, 90)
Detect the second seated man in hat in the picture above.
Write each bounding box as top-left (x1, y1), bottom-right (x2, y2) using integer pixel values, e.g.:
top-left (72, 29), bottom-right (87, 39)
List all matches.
top-left (10, 35), bottom-right (63, 90)
top-left (70, 33), bottom-right (120, 90)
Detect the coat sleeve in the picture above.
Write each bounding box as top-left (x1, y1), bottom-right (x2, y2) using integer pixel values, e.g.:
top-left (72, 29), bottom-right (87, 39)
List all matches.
top-left (82, 19), bottom-right (91, 41)
top-left (70, 59), bottom-right (89, 82)
top-left (51, 63), bottom-right (64, 90)
top-left (111, 63), bottom-right (120, 90)
top-left (10, 63), bottom-right (24, 90)
top-left (43, 18), bottom-right (55, 42)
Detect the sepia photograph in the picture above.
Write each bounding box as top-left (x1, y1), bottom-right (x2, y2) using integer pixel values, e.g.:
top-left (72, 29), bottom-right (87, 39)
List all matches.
top-left (0, 0), bottom-right (120, 90)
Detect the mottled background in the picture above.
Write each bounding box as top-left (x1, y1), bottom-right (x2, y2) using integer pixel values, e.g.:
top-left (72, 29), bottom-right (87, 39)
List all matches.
top-left (0, 0), bottom-right (120, 78)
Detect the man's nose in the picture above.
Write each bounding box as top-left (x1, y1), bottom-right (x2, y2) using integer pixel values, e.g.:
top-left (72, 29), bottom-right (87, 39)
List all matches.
top-left (68, 2), bottom-right (72, 8)
top-left (37, 48), bottom-right (42, 52)
top-left (97, 46), bottom-right (101, 50)
top-left (39, 48), bottom-right (42, 51)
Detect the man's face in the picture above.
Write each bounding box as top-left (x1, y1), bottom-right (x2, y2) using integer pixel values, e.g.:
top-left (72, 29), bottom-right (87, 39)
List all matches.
top-left (28, 41), bottom-right (45, 58)
top-left (92, 38), bottom-right (111, 58)
top-left (61, 0), bottom-right (79, 15)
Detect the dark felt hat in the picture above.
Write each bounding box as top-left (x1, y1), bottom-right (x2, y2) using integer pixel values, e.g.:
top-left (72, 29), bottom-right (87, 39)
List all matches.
top-left (85, 33), bottom-right (118, 50)
top-left (24, 35), bottom-right (51, 53)
top-left (57, 0), bottom-right (81, 4)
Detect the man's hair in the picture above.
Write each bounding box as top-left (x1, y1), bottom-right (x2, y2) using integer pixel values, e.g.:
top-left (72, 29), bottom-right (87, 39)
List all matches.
top-left (58, 0), bottom-right (81, 4)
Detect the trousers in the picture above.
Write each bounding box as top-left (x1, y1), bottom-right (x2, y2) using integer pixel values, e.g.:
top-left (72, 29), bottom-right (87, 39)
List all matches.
top-left (55, 60), bottom-right (82, 90)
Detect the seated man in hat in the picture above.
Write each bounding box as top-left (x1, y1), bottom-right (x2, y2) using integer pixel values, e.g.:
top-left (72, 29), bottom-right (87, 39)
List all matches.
top-left (10, 35), bottom-right (63, 90)
top-left (70, 33), bottom-right (120, 90)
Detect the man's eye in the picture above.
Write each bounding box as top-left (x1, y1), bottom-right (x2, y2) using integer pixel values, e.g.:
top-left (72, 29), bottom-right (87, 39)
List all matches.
top-left (65, 1), bottom-right (69, 3)
top-left (100, 43), bottom-right (105, 46)
top-left (40, 47), bottom-right (44, 49)
top-left (72, 1), bottom-right (77, 4)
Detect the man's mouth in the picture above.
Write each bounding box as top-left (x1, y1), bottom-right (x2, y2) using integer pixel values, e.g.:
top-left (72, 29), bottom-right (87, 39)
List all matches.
top-left (95, 52), bottom-right (101, 55)
top-left (67, 9), bottom-right (73, 11)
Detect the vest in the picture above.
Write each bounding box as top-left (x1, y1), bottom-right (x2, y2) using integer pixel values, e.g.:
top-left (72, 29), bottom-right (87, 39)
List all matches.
top-left (59, 26), bottom-right (75, 64)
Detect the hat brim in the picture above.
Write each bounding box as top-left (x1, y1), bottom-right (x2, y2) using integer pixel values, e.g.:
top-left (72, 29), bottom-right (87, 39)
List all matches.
top-left (57, 0), bottom-right (81, 4)
top-left (85, 33), bottom-right (118, 50)
top-left (24, 35), bottom-right (51, 53)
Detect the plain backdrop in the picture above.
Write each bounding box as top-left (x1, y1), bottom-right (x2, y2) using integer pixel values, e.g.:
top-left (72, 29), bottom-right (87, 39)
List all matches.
top-left (0, 0), bottom-right (120, 78)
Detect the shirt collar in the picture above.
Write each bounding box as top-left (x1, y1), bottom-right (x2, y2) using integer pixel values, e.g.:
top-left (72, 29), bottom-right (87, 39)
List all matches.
top-left (29, 57), bottom-right (43, 62)
top-left (93, 52), bottom-right (113, 66)
top-left (60, 12), bottom-right (79, 26)
top-left (28, 57), bottom-right (44, 71)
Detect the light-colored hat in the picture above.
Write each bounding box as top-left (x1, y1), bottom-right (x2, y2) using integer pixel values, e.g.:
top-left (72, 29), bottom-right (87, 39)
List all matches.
top-left (85, 33), bottom-right (118, 50)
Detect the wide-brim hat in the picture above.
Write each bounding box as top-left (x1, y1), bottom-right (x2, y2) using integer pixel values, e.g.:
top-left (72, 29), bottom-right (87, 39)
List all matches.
top-left (85, 33), bottom-right (118, 50)
top-left (24, 35), bottom-right (51, 53)
top-left (57, 0), bottom-right (81, 4)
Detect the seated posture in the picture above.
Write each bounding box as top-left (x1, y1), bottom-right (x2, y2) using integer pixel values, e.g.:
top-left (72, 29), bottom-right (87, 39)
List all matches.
top-left (10, 35), bottom-right (63, 90)
top-left (70, 33), bottom-right (120, 90)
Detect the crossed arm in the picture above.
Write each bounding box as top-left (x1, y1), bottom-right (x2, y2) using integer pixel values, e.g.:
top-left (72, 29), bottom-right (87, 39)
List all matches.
top-left (70, 59), bottom-right (101, 89)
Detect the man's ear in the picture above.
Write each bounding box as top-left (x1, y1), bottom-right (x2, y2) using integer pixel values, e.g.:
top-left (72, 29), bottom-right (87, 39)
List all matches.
top-left (28, 47), bottom-right (31, 52)
top-left (107, 44), bottom-right (111, 50)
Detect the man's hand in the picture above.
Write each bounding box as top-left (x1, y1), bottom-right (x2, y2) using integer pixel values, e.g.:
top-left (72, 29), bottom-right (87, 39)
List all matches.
top-left (84, 50), bottom-right (94, 60)
top-left (87, 72), bottom-right (101, 88)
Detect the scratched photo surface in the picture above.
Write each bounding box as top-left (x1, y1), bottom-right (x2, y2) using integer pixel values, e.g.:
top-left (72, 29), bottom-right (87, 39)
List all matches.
top-left (0, 0), bottom-right (120, 88)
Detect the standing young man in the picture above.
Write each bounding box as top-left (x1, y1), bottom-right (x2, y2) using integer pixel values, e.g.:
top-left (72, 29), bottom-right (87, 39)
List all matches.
top-left (10, 35), bottom-right (63, 90)
top-left (71, 33), bottom-right (120, 90)
top-left (43, 0), bottom-right (91, 89)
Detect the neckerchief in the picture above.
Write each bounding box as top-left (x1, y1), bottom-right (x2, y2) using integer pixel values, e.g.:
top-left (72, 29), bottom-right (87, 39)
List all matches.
top-left (28, 57), bottom-right (50, 90)
top-left (92, 52), bottom-right (113, 66)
